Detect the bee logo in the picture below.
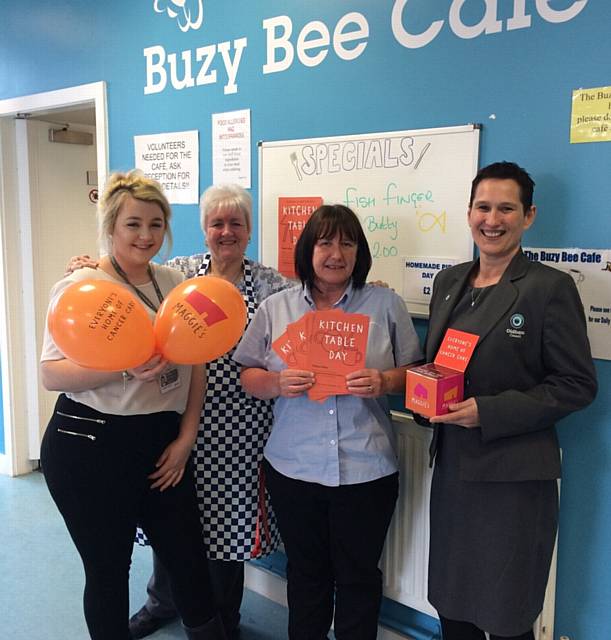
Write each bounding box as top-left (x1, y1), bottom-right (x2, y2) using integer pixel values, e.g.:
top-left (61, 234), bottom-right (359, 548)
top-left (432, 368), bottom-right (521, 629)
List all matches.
top-left (154, 0), bottom-right (203, 32)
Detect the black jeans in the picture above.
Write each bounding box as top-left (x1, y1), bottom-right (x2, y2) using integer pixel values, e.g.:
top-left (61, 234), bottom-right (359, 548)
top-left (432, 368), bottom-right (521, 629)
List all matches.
top-left (145, 550), bottom-right (244, 635)
top-left (41, 395), bottom-right (217, 640)
top-left (264, 459), bottom-right (399, 640)
top-left (440, 616), bottom-right (535, 640)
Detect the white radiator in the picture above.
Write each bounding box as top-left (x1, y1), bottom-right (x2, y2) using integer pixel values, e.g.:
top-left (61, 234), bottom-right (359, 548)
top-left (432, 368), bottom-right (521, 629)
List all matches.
top-left (382, 412), bottom-right (437, 617)
top-left (382, 412), bottom-right (556, 639)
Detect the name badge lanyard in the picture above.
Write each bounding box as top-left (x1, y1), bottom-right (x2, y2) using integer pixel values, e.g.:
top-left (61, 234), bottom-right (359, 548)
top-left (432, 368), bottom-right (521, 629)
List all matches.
top-left (109, 255), bottom-right (164, 312)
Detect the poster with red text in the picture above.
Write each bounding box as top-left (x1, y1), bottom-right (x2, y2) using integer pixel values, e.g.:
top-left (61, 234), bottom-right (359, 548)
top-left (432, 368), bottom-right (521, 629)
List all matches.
top-left (278, 197), bottom-right (322, 277)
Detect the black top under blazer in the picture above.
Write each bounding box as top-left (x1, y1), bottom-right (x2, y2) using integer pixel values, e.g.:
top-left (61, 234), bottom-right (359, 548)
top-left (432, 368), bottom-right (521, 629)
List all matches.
top-left (425, 250), bottom-right (598, 482)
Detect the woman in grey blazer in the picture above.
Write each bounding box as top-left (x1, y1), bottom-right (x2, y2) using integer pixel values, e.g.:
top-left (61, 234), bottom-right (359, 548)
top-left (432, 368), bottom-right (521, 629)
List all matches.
top-left (423, 162), bottom-right (597, 639)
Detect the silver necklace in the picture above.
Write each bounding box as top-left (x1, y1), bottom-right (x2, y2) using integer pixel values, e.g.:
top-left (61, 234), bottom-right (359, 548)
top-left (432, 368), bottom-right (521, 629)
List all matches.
top-left (470, 286), bottom-right (483, 307)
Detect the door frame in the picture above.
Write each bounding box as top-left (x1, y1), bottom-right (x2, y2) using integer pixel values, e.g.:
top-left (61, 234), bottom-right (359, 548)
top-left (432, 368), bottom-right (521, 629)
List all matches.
top-left (0, 81), bottom-right (108, 475)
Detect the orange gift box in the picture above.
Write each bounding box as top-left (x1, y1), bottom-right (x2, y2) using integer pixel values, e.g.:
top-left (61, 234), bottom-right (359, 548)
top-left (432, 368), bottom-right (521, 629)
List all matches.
top-left (405, 329), bottom-right (479, 418)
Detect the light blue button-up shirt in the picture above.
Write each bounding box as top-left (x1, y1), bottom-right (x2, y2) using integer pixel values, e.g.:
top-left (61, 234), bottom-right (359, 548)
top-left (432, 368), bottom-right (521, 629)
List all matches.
top-left (233, 282), bottom-right (422, 486)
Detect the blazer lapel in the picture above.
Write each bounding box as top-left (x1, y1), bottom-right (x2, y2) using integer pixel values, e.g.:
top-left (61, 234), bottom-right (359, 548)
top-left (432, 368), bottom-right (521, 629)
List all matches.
top-left (469, 250), bottom-right (531, 351)
top-left (427, 251), bottom-right (532, 358)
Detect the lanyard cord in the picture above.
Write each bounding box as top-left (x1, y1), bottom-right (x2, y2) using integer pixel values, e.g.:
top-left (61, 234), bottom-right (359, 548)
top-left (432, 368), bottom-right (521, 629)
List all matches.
top-left (109, 255), bottom-right (164, 312)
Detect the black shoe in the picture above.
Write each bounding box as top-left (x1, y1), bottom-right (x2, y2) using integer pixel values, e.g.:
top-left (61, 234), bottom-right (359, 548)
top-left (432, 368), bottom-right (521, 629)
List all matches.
top-left (227, 627), bottom-right (241, 640)
top-left (129, 606), bottom-right (176, 639)
top-left (183, 613), bottom-right (227, 639)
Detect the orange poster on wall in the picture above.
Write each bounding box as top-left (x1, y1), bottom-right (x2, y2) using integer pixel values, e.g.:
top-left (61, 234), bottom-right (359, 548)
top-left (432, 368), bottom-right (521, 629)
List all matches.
top-left (278, 197), bottom-right (323, 278)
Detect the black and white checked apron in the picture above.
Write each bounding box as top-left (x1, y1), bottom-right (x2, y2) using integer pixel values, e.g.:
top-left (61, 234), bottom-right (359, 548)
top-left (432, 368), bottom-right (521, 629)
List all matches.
top-left (193, 255), bottom-right (280, 560)
top-left (137, 255), bottom-right (280, 560)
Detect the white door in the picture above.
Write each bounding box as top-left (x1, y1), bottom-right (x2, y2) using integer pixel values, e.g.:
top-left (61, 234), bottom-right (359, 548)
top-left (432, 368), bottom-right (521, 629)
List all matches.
top-left (26, 115), bottom-right (100, 450)
top-left (0, 82), bottom-right (108, 475)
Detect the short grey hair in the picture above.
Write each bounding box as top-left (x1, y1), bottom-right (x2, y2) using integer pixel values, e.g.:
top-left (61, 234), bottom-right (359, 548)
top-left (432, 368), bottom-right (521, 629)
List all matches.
top-left (199, 184), bottom-right (252, 234)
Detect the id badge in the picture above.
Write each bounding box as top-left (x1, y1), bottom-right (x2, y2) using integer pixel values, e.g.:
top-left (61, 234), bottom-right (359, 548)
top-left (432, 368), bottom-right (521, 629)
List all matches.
top-left (159, 367), bottom-right (181, 394)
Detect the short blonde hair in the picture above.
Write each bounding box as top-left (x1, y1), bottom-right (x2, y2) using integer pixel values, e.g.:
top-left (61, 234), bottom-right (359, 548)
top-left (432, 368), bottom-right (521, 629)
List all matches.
top-left (199, 184), bottom-right (252, 234)
top-left (98, 170), bottom-right (173, 255)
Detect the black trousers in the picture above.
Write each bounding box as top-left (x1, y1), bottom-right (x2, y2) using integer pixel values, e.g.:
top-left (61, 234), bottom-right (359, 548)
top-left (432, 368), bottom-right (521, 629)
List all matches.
top-left (440, 616), bottom-right (535, 640)
top-left (264, 459), bottom-right (398, 640)
top-left (145, 550), bottom-right (244, 636)
top-left (40, 395), bottom-right (217, 640)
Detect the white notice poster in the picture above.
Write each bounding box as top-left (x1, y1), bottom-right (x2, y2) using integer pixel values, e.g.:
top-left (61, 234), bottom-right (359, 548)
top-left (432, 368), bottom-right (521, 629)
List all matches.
top-left (403, 257), bottom-right (459, 313)
top-left (212, 109), bottom-right (251, 188)
top-left (524, 247), bottom-right (611, 360)
top-left (134, 130), bottom-right (199, 204)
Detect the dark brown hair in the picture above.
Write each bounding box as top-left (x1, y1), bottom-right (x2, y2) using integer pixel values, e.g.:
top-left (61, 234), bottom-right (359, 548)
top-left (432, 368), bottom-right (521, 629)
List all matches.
top-left (294, 204), bottom-right (372, 291)
top-left (469, 161), bottom-right (535, 210)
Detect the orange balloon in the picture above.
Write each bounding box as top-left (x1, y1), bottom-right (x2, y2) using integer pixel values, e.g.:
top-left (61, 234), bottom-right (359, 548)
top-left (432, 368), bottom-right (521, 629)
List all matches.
top-left (154, 276), bottom-right (247, 364)
top-left (48, 278), bottom-right (155, 371)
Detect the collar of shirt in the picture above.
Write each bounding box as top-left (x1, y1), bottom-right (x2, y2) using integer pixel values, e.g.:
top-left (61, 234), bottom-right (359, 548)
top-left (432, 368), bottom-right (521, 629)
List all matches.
top-left (303, 280), bottom-right (353, 309)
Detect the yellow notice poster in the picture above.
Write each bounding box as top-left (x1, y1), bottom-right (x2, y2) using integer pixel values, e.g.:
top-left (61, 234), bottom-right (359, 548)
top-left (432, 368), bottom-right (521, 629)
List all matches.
top-left (570, 86), bottom-right (611, 143)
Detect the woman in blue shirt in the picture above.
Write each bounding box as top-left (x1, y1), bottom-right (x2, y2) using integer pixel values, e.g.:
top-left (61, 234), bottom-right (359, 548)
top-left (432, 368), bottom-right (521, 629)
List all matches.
top-left (234, 204), bottom-right (422, 640)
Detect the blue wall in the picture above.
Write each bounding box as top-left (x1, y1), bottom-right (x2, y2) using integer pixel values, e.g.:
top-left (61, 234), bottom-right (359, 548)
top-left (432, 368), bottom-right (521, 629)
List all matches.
top-left (2, 2), bottom-right (610, 638)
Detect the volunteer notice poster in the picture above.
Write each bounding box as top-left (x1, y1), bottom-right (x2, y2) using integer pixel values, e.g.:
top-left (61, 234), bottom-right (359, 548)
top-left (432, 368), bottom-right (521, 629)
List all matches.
top-left (134, 130), bottom-right (199, 204)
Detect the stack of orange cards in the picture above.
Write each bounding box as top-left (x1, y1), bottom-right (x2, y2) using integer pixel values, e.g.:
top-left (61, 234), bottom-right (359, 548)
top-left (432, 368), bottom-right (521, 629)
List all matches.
top-left (272, 309), bottom-right (370, 402)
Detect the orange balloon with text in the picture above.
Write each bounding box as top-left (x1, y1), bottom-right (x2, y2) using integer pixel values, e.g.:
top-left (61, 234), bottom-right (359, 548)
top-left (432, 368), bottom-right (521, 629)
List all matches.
top-left (154, 276), bottom-right (247, 364)
top-left (48, 279), bottom-right (156, 371)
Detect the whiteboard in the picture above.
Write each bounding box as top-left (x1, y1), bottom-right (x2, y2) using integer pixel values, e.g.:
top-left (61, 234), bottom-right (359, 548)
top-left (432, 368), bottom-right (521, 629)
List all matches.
top-left (259, 124), bottom-right (479, 316)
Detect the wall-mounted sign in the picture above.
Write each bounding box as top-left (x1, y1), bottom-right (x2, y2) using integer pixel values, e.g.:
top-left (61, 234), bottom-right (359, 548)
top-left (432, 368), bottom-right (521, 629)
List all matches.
top-left (143, 3), bottom-right (589, 97)
top-left (212, 109), bottom-right (251, 188)
top-left (524, 247), bottom-right (611, 360)
top-left (277, 196), bottom-right (322, 278)
top-left (570, 86), bottom-right (611, 144)
top-left (134, 129), bottom-right (199, 204)
top-left (403, 257), bottom-right (459, 307)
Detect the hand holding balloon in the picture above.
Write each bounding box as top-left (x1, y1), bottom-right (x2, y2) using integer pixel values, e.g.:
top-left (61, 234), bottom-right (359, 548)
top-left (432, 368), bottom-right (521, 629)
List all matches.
top-left (128, 354), bottom-right (169, 382)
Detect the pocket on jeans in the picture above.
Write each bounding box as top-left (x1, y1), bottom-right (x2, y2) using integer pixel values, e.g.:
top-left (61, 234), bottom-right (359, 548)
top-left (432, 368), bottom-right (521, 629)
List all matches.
top-left (41, 406), bottom-right (109, 488)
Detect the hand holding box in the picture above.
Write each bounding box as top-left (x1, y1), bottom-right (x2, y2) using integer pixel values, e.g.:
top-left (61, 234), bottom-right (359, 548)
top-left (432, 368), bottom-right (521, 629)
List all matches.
top-left (405, 329), bottom-right (479, 418)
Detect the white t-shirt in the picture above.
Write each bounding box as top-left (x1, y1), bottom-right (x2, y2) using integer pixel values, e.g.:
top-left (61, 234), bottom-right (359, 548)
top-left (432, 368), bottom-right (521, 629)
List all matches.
top-left (41, 265), bottom-right (192, 416)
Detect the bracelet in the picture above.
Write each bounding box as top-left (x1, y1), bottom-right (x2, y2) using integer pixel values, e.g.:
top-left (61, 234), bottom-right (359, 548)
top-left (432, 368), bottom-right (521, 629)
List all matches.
top-left (122, 370), bottom-right (134, 391)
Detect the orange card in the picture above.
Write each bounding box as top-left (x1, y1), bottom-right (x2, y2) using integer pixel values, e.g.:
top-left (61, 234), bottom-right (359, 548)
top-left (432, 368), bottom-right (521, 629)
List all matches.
top-left (307, 309), bottom-right (370, 401)
top-left (308, 381), bottom-right (339, 402)
top-left (434, 328), bottom-right (479, 372)
top-left (278, 197), bottom-right (322, 278)
top-left (286, 312), bottom-right (314, 369)
top-left (272, 330), bottom-right (298, 367)
top-left (275, 309), bottom-right (371, 402)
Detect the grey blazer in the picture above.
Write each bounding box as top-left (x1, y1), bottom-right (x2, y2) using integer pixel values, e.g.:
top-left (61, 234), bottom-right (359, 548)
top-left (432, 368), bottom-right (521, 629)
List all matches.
top-left (425, 250), bottom-right (597, 482)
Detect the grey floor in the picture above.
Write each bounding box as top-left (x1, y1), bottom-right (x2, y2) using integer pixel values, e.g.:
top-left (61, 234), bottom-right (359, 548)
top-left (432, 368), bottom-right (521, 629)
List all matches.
top-left (0, 470), bottom-right (289, 640)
